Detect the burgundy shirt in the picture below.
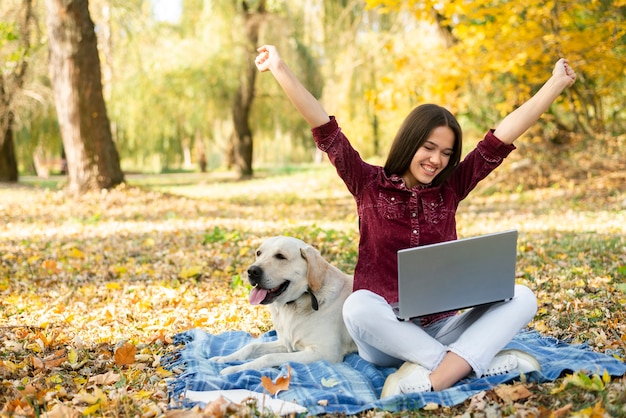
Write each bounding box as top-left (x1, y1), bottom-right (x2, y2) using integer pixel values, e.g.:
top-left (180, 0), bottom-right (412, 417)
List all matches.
top-left (312, 116), bottom-right (516, 325)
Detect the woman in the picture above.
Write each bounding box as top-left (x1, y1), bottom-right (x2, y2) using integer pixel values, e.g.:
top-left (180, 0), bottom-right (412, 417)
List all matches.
top-left (254, 44), bottom-right (576, 396)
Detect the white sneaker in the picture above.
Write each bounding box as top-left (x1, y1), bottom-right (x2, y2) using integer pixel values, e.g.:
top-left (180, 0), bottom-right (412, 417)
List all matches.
top-left (483, 349), bottom-right (541, 377)
top-left (381, 362), bottom-right (432, 398)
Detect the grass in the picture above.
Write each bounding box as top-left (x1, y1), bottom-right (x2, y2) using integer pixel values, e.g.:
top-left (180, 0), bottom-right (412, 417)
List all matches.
top-left (1, 161), bottom-right (626, 417)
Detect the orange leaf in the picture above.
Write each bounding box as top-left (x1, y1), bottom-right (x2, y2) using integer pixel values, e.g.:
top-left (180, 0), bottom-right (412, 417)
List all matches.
top-left (114, 342), bottom-right (136, 366)
top-left (261, 365), bottom-right (291, 396)
top-left (43, 349), bottom-right (67, 368)
top-left (31, 355), bottom-right (44, 370)
top-left (494, 383), bottom-right (532, 402)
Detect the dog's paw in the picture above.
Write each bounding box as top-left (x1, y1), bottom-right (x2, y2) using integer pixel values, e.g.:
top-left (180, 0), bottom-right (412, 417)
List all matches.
top-left (219, 364), bottom-right (246, 375)
top-left (209, 355), bottom-right (230, 363)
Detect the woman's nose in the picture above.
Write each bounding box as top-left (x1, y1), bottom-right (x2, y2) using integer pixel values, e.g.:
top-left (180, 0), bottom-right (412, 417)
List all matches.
top-left (429, 152), bottom-right (442, 166)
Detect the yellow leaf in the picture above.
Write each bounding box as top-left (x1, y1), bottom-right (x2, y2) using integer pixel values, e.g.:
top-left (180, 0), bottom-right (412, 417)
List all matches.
top-left (68, 248), bottom-right (85, 259)
top-left (106, 282), bottom-right (121, 290)
top-left (82, 403), bottom-right (101, 415)
top-left (49, 374), bottom-right (64, 384)
top-left (179, 265), bottom-right (203, 279)
top-left (134, 390), bottom-right (154, 399)
top-left (156, 366), bottom-right (173, 378)
top-left (68, 349), bottom-right (78, 365)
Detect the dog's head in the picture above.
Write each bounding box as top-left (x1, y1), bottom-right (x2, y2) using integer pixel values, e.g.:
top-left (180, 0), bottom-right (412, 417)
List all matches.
top-left (247, 236), bottom-right (329, 310)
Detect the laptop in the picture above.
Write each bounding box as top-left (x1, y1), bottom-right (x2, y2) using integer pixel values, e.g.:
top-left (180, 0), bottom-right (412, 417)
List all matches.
top-left (392, 230), bottom-right (518, 321)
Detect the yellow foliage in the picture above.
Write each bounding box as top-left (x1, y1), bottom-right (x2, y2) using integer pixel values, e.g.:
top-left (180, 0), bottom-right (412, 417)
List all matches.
top-left (365, 0), bottom-right (625, 129)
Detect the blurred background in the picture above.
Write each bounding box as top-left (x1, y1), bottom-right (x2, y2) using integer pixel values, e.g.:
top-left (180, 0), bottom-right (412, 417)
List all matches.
top-left (1, 0), bottom-right (624, 190)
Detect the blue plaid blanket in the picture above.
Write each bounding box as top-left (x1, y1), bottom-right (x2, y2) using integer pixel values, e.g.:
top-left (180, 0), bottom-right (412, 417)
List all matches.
top-left (164, 329), bottom-right (626, 415)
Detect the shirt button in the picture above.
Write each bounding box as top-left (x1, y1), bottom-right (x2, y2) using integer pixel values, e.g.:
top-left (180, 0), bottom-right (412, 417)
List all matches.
top-left (413, 230), bottom-right (417, 234)
top-left (412, 212), bottom-right (417, 217)
top-left (391, 197), bottom-right (395, 201)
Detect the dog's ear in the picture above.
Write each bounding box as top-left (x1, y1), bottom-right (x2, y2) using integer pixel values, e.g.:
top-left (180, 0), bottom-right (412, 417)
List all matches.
top-left (300, 245), bottom-right (329, 293)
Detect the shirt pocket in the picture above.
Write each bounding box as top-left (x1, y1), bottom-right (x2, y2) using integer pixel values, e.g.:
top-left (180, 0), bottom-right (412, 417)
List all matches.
top-left (377, 191), bottom-right (408, 220)
top-left (421, 193), bottom-right (448, 225)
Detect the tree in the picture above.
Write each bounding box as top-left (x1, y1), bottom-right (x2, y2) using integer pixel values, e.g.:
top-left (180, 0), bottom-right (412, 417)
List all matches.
top-left (231, 0), bottom-right (266, 178)
top-left (45, 0), bottom-right (124, 193)
top-left (365, 0), bottom-right (626, 140)
top-left (0, 0), bottom-right (35, 182)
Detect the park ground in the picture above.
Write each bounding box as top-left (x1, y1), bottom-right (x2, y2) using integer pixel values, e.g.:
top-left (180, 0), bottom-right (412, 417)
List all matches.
top-left (1, 145), bottom-right (626, 416)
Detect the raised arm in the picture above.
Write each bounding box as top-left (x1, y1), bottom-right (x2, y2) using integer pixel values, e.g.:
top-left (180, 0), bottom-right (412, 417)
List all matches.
top-left (493, 58), bottom-right (577, 145)
top-left (255, 45), bottom-right (330, 128)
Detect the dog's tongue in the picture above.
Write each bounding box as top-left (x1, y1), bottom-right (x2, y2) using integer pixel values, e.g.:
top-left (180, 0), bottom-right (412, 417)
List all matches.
top-left (249, 287), bottom-right (268, 305)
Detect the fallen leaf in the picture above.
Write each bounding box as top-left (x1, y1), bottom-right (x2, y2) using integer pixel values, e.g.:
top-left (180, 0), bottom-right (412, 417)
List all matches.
top-left (423, 402), bottom-right (439, 410)
top-left (88, 371), bottom-right (121, 385)
top-left (179, 265), bottom-right (203, 279)
top-left (321, 377), bottom-right (339, 387)
top-left (46, 403), bottom-right (81, 418)
top-left (204, 395), bottom-right (230, 418)
top-left (494, 383), bottom-right (532, 402)
top-left (114, 342), bottom-right (136, 367)
top-left (261, 365), bottom-right (291, 396)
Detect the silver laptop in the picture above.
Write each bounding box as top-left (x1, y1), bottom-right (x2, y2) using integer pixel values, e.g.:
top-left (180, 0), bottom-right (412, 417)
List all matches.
top-left (392, 230), bottom-right (518, 321)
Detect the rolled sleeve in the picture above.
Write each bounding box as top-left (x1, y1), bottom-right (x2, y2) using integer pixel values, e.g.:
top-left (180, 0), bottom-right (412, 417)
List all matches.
top-left (312, 116), bottom-right (340, 152)
top-left (478, 129), bottom-right (517, 162)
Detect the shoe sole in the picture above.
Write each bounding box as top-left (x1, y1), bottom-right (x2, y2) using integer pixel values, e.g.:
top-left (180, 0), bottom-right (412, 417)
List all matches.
top-left (381, 362), bottom-right (421, 399)
top-left (498, 349), bottom-right (541, 373)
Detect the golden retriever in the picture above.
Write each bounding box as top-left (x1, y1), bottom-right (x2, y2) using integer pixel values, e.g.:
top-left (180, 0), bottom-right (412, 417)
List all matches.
top-left (211, 236), bottom-right (356, 374)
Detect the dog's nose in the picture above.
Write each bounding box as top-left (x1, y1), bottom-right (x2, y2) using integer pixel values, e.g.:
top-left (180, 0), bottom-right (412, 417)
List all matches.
top-left (247, 265), bottom-right (263, 285)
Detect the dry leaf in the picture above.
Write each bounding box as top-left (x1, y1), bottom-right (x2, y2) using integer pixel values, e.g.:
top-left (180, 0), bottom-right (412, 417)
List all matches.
top-left (203, 395), bottom-right (230, 418)
top-left (43, 349), bottom-right (67, 368)
top-left (114, 342), bottom-right (137, 366)
top-left (261, 365), bottom-right (291, 396)
top-left (46, 403), bottom-right (81, 418)
top-left (88, 371), bottom-right (121, 385)
top-left (494, 384), bottom-right (532, 402)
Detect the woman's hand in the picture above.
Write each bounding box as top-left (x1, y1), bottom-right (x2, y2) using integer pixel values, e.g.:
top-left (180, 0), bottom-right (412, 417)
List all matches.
top-left (255, 45), bottom-right (280, 72)
top-left (553, 58), bottom-right (577, 88)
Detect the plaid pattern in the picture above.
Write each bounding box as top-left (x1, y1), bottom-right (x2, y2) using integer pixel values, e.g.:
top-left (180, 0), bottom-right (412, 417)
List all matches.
top-left (164, 329), bottom-right (626, 415)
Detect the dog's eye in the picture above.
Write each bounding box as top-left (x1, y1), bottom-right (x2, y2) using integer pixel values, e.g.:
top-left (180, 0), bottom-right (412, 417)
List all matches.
top-left (256, 250), bottom-right (262, 256)
top-left (274, 253), bottom-right (287, 260)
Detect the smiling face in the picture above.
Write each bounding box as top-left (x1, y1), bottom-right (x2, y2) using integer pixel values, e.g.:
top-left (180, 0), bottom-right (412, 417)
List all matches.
top-left (403, 126), bottom-right (455, 189)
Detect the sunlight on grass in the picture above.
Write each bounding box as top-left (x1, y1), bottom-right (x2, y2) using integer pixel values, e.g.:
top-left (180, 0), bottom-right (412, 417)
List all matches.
top-left (2, 167), bottom-right (625, 417)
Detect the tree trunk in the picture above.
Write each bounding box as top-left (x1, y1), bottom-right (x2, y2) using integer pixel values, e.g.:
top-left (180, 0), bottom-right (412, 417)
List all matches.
top-left (45, 0), bottom-right (124, 194)
top-left (231, 0), bottom-right (265, 178)
top-left (0, 113), bottom-right (19, 182)
top-left (0, 0), bottom-right (34, 182)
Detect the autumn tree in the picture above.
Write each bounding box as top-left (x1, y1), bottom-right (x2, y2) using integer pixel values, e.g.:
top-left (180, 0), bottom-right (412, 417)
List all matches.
top-left (365, 0), bottom-right (626, 141)
top-left (45, 0), bottom-right (124, 193)
top-left (231, 0), bottom-right (267, 178)
top-left (0, 0), bottom-right (35, 182)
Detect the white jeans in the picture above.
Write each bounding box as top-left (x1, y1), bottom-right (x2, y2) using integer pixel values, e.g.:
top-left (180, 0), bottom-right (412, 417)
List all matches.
top-left (342, 285), bottom-right (537, 377)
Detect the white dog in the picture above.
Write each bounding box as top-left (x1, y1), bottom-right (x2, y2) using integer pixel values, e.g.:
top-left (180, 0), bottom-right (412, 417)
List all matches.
top-left (211, 236), bottom-right (356, 374)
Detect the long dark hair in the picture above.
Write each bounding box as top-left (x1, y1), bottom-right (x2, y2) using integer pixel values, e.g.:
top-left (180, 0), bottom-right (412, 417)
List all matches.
top-left (384, 104), bottom-right (462, 186)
